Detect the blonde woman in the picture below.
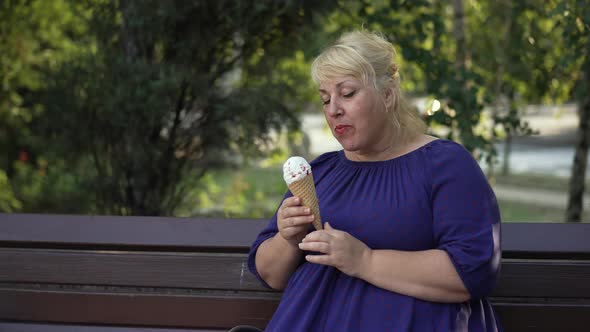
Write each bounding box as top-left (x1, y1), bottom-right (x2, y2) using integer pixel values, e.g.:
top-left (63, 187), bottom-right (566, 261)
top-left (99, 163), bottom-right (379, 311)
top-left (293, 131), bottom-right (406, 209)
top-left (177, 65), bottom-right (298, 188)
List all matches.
top-left (248, 30), bottom-right (502, 332)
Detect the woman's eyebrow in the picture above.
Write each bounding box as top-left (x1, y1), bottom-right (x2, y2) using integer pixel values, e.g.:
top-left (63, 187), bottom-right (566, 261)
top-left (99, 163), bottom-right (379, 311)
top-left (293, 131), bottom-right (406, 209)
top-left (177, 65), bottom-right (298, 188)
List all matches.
top-left (319, 80), bottom-right (356, 93)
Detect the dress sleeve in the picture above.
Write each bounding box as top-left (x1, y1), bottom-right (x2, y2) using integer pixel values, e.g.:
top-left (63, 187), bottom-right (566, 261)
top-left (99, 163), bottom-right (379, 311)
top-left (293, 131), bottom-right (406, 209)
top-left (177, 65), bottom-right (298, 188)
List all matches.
top-left (428, 141), bottom-right (502, 300)
top-left (247, 191), bottom-right (294, 289)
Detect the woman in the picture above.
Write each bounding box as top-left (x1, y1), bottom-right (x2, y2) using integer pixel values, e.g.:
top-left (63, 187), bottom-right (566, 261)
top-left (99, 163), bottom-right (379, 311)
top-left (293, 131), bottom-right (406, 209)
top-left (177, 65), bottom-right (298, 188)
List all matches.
top-left (248, 30), bottom-right (502, 331)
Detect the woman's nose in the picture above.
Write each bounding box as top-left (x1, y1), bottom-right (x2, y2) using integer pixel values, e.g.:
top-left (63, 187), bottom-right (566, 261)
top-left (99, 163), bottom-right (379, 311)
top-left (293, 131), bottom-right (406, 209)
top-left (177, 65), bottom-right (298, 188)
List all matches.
top-left (326, 98), bottom-right (343, 117)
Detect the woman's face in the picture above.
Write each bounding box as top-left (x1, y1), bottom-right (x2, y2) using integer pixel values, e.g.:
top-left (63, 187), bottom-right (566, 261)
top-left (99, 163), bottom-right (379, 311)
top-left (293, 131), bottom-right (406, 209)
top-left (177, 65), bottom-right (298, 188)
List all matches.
top-left (319, 76), bottom-right (394, 159)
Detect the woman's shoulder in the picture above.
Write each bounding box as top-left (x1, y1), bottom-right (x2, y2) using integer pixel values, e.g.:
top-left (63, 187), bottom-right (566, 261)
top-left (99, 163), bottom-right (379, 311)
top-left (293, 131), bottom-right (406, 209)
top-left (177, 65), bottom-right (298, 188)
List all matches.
top-left (423, 138), bottom-right (487, 185)
top-left (418, 137), bottom-right (483, 179)
top-left (422, 137), bottom-right (473, 160)
top-left (309, 150), bottom-right (340, 167)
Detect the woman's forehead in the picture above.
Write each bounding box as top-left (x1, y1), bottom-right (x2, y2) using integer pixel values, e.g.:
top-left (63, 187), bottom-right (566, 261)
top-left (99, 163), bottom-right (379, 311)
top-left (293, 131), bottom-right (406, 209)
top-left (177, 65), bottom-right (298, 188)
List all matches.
top-left (319, 76), bottom-right (363, 92)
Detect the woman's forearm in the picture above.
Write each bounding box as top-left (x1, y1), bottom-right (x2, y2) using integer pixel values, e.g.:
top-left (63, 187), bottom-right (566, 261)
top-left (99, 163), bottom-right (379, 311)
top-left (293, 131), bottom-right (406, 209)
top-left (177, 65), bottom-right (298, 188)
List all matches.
top-left (359, 249), bottom-right (470, 303)
top-left (255, 234), bottom-right (303, 290)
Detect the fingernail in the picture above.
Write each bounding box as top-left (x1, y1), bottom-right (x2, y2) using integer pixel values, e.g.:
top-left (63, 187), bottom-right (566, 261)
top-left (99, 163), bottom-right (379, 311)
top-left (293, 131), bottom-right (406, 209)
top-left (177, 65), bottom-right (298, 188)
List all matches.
top-left (305, 208), bottom-right (310, 213)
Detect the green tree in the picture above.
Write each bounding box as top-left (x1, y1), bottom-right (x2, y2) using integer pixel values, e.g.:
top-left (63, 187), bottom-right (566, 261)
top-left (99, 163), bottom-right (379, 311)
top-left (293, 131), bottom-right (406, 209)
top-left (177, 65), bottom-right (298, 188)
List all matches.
top-left (468, 0), bottom-right (570, 176)
top-left (0, 0), bottom-right (94, 213)
top-left (32, 0), bottom-right (336, 215)
top-left (555, 1), bottom-right (590, 222)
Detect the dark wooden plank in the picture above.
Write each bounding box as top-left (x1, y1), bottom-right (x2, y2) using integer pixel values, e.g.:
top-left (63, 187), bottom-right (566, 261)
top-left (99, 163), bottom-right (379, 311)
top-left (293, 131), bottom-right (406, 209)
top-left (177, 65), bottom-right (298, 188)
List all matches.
top-left (493, 259), bottom-right (590, 298)
top-left (3, 248), bottom-right (590, 298)
top-left (0, 214), bottom-right (268, 251)
top-left (0, 322), bottom-right (223, 331)
top-left (0, 288), bottom-right (280, 330)
top-left (493, 302), bottom-right (590, 332)
top-left (501, 222), bottom-right (590, 255)
top-left (3, 214), bottom-right (590, 254)
top-left (0, 249), bottom-right (269, 292)
top-left (2, 287), bottom-right (590, 331)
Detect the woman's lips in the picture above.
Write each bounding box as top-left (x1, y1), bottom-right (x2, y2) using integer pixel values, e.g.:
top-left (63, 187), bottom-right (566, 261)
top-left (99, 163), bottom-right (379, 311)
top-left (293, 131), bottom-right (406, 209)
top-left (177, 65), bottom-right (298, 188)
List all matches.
top-left (334, 125), bottom-right (352, 135)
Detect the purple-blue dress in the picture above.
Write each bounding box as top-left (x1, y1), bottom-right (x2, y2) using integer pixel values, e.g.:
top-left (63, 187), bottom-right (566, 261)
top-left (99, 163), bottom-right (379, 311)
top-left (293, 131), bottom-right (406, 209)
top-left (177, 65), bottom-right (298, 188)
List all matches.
top-left (248, 139), bottom-right (502, 331)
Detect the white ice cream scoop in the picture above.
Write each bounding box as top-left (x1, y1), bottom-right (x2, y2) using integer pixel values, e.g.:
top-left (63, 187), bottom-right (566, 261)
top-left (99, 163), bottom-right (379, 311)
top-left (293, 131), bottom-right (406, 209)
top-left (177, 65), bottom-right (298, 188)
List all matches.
top-left (283, 156), bottom-right (312, 185)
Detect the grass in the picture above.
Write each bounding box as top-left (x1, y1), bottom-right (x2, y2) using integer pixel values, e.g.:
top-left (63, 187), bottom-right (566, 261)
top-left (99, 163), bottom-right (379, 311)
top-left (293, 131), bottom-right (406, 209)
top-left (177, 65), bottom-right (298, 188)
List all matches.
top-left (491, 172), bottom-right (590, 192)
top-left (499, 199), bottom-right (589, 223)
top-left (492, 172), bottom-right (589, 222)
top-left (498, 199), bottom-right (566, 223)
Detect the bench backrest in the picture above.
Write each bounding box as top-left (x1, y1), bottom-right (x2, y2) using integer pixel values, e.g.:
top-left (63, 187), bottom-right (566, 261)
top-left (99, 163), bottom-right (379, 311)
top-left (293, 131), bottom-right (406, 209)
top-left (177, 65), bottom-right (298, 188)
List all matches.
top-left (1, 214), bottom-right (590, 331)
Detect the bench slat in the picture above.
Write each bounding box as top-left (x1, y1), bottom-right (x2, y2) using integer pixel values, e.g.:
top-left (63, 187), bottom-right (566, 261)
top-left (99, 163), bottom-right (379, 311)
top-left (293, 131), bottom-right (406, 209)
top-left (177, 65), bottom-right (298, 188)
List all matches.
top-left (493, 302), bottom-right (590, 332)
top-left (494, 259), bottom-right (590, 298)
top-left (0, 322), bottom-right (223, 332)
top-left (0, 248), bottom-right (268, 292)
top-left (0, 214), bottom-right (266, 252)
top-left (3, 214), bottom-right (590, 254)
top-left (2, 287), bottom-right (589, 332)
top-left (2, 248), bottom-right (590, 298)
top-left (0, 288), bottom-right (280, 330)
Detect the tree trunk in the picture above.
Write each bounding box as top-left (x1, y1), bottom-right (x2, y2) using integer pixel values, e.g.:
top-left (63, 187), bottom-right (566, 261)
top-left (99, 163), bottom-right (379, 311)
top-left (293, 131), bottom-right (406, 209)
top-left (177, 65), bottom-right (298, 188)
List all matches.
top-left (452, 0), bottom-right (469, 144)
top-left (501, 130), bottom-right (512, 176)
top-left (501, 90), bottom-right (516, 176)
top-left (491, 0), bottom-right (513, 178)
top-left (565, 53), bottom-right (590, 222)
top-left (452, 0), bottom-right (467, 68)
top-left (120, 0), bottom-right (150, 215)
top-left (120, 0), bottom-right (138, 63)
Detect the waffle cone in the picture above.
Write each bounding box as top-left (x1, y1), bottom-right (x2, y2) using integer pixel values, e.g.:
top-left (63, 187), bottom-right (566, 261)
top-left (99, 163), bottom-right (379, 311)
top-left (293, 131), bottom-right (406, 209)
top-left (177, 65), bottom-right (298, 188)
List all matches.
top-left (288, 174), bottom-right (323, 230)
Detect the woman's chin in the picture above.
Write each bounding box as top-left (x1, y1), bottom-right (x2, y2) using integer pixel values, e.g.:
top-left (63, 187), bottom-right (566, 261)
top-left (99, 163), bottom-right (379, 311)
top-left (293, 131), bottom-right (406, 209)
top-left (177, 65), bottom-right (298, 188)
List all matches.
top-left (335, 137), bottom-right (356, 150)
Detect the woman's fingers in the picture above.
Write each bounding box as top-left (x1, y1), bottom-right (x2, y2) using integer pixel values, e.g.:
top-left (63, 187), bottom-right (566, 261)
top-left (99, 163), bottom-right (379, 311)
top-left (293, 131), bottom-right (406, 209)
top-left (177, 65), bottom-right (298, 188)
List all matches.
top-left (283, 196), bottom-right (301, 206)
top-left (277, 196), bottom-right (315, 245)
top-left (304, 254), bottom-right (331, 265)
top-left (301, 230), bottom-right (333, 243)
top-left (282, 207), bottom-right (311, 220)
top-left (279, 196), bottom-right (313, 227)
top-left (298, 241), bottom-right (330, 253)
top-left (286, 214), bottom-right (314, 227)
top-left (281, 206), bottom-right (311, 219)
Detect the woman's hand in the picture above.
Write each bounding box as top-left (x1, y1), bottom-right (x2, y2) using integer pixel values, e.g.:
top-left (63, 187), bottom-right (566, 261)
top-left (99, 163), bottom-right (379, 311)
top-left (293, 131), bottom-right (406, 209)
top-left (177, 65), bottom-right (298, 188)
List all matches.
top-left (299, 222), bottom-right (372, 278)
top-left (277, 196), bottom-right (315, 247)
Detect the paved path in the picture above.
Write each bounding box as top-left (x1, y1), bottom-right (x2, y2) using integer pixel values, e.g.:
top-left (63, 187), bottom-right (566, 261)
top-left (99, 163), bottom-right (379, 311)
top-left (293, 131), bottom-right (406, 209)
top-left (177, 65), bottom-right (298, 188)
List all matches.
top-left (493, 184), bottom-right (590, 209)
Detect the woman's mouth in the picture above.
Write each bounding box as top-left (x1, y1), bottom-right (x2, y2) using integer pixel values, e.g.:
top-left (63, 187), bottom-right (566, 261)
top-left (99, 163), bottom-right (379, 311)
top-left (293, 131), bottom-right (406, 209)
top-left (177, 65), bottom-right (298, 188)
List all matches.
top-left (334, 125), bottom-right (351, 135)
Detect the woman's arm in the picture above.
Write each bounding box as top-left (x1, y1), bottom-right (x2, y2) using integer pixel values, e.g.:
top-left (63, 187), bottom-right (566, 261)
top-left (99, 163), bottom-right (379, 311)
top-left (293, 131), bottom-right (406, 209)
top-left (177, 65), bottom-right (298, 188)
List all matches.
top-left (300, 222), bottom-right (470, 303)
top-left (361, 248), bottom-right (470, 303)
top-left (255, 234), bottom-right (303, 290)
top-left (255, 196), bottom-right (315, 290)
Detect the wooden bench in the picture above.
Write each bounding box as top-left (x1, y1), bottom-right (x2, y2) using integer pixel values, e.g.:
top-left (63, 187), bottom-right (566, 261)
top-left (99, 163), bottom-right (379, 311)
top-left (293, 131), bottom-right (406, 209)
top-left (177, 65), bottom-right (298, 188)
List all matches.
top-left (1, 213), bottom-right (590, 331)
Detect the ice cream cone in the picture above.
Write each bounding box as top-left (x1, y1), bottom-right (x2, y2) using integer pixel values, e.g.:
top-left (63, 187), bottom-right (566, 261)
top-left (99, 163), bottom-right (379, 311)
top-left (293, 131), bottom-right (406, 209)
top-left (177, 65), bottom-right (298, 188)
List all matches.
top-left (288, 173), bottom-right (323, 230)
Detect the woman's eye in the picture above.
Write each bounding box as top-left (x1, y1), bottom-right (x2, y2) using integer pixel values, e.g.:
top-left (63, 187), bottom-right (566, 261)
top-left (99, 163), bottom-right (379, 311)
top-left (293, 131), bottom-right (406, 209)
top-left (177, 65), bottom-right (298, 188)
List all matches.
top-left (343, 91), bottom-right (355, 98)
top-left (322, 99), bottom-right (330, 105)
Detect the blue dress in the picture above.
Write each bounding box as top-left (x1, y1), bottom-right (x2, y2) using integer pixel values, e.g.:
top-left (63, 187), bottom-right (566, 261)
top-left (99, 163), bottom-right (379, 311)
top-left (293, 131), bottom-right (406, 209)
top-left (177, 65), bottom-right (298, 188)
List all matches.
top-left (248, 139), bottom-right (502, 331)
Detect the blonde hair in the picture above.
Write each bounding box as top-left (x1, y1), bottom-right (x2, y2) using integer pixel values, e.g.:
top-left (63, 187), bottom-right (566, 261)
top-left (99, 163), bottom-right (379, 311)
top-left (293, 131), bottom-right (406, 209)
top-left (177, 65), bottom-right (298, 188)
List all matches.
top-left (311, 30), bottom-right (426, 143)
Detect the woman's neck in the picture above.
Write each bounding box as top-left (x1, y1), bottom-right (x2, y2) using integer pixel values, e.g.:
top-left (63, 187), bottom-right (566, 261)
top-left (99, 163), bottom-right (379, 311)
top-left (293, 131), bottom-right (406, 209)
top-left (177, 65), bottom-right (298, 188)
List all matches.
top-left (343, 133), bottom-right (433, 162)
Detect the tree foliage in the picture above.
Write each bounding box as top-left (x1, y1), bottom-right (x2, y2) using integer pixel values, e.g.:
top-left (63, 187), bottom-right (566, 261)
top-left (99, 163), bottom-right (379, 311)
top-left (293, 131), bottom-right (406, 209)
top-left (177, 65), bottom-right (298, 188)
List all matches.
top-left (0, 0), bottom-right (95, 213)
top-left (1, 0), bottom-right (337, 215)
top-left (2, 0), bottom-right (587, 219)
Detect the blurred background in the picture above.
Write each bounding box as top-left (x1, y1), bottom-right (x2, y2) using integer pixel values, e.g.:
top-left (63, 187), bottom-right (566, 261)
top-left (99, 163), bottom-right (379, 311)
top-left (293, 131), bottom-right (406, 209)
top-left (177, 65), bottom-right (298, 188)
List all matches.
top-left (1, 0), bottom-right (589, 222)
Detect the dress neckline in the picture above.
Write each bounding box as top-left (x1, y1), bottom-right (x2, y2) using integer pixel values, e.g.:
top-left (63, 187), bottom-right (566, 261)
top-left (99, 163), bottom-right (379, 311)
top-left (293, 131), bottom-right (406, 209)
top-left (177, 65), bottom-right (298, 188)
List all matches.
top-left (337, 138), bottom-right (443, 167)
